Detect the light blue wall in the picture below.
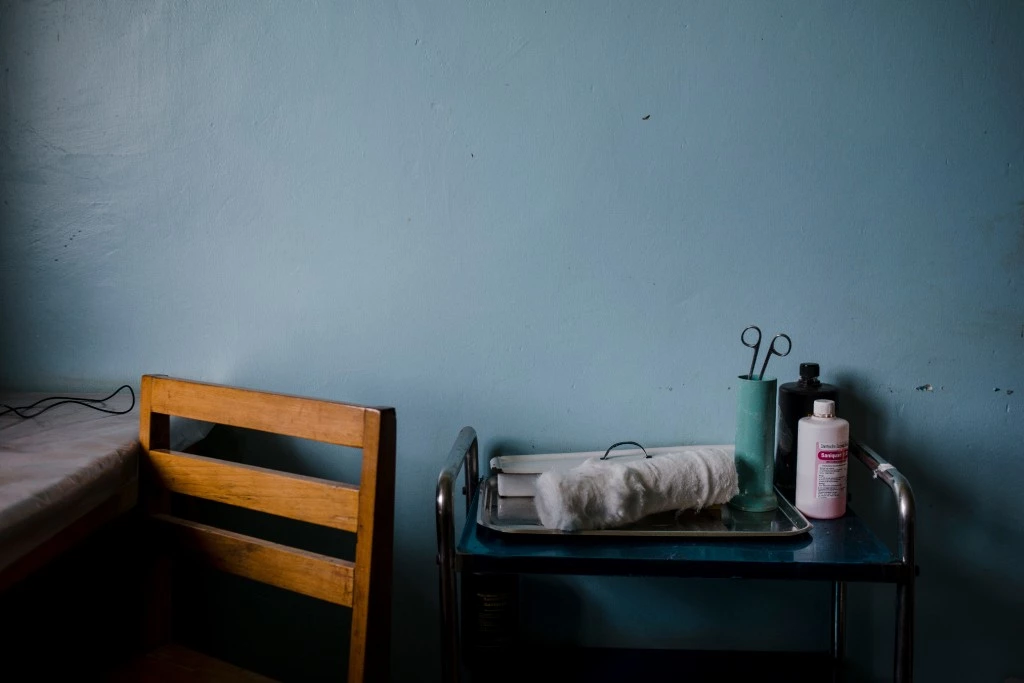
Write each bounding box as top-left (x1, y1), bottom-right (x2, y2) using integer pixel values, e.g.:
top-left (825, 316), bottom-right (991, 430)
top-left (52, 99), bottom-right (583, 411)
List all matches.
top-left (2, 1), bottom-right (1022, 681)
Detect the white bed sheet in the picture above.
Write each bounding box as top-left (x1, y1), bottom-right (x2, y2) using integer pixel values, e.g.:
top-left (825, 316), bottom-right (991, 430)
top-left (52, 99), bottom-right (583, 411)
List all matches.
top-left (0, 391), bottom-right (209, 573)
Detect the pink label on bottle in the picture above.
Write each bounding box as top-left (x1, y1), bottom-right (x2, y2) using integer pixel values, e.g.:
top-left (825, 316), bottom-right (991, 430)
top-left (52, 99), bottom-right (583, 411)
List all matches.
top-left (814, 445), bottom-right (848, 499)
top-left (817, 448), bottom-right (847, 461)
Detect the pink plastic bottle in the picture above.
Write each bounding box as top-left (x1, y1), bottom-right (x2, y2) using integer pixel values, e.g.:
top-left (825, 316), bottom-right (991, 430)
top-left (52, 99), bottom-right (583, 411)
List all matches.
top-left (795, 399), bottom-right (849, 519)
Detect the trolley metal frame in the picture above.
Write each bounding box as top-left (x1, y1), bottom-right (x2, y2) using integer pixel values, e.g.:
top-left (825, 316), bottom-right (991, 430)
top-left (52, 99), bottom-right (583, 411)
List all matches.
top-left (437, 427), bottom-right (915, 682)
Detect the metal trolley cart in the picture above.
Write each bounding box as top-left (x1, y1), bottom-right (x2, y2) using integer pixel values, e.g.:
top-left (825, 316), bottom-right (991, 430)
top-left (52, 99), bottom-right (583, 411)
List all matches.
top-left (437, 427), bottom-right (916, 682)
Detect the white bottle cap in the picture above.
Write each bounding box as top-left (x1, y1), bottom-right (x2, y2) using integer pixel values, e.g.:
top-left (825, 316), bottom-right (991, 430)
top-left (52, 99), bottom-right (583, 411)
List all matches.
top-left (813, 399), bottom-right (836, 418)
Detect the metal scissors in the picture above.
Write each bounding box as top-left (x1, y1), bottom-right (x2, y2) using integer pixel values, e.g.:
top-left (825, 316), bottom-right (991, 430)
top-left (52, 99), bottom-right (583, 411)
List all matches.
top-left (741, 325), bottom-right (792, 380)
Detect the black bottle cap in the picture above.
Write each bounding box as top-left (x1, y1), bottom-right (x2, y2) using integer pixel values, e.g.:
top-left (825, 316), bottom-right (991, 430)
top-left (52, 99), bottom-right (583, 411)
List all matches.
top-left (799, 363), bottom-right (820, 379)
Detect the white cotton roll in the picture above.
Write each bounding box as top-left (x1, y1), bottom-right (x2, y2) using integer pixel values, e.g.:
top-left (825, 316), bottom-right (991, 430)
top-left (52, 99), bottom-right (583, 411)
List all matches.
top-left (533, 446), bottom-right (738, 531)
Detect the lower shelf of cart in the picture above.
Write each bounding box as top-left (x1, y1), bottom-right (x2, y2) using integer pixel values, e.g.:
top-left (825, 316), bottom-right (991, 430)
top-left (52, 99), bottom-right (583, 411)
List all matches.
top-left (464, 645), bottom-right (847, 683)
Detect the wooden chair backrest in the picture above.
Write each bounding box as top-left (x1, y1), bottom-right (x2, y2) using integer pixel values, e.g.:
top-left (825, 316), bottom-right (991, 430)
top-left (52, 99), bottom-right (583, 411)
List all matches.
top-left (138, 375), bottom-right (395, 682)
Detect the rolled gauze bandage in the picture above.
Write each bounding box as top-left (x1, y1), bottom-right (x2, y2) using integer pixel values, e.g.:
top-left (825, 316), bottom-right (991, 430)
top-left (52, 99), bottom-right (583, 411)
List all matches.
top-left (534, 446), bottom-right (738, 531)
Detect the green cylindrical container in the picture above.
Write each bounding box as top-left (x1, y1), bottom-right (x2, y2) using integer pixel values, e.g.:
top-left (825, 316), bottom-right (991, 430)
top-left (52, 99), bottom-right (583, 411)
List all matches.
top-left (730, 374), bottom-right (779, 512)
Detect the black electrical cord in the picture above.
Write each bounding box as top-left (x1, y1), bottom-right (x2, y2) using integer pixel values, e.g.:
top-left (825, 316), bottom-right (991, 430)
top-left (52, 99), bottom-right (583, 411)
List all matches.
top-left (0, 384), bottom-right (136, 419)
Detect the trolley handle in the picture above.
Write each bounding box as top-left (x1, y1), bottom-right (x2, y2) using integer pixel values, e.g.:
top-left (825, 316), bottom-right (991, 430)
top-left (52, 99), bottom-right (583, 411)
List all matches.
top-left (435, 426), bottom-right (479, 683)
top-left (852, 441), bottom-right (915, 570)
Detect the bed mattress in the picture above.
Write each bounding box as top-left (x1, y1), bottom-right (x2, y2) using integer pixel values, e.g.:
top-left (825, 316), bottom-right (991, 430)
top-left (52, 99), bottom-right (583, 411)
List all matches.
top-left (0, 390), bottom-right (207, 573)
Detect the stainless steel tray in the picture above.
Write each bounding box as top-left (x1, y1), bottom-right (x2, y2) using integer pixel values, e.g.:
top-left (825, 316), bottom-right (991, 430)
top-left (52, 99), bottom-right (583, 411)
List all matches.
top-left (476, 475), bottom-right (812, 537)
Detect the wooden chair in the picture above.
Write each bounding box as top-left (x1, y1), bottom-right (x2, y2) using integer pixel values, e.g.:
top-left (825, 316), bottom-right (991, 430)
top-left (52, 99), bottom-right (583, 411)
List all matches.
top-left (107, 375), bottom-right (395, 682)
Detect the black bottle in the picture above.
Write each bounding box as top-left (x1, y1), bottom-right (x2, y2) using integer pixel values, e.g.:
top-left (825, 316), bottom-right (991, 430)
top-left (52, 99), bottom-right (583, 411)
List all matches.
top-left (775, 363), bottom-right (839, 501)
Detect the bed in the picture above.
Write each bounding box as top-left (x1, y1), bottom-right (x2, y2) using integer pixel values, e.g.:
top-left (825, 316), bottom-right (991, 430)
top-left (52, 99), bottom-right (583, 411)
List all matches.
top-left (0, 389), bottom-right (208, 589)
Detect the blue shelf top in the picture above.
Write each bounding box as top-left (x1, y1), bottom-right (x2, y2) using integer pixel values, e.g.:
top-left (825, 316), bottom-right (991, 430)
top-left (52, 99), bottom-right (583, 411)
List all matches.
top-left (457, 490), bottom-right (902, 583)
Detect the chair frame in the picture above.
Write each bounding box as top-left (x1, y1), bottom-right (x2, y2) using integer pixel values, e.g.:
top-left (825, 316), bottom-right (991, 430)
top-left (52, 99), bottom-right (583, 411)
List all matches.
top-left (137, 375), bottom-right (395, 682)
